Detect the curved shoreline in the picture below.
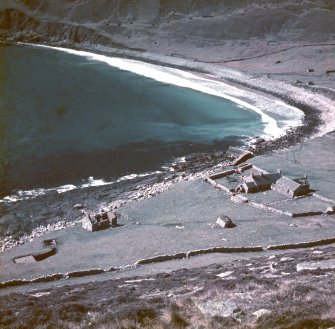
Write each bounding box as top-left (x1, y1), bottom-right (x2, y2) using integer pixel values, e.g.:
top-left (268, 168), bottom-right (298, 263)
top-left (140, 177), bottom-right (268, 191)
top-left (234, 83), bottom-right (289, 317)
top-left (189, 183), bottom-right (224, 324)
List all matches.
top-left (21, 42), bottom-right (303, 138)
top-left (19, 41), bottom-right (331, 153)
top-left (3, 42), bottom-right (328, 154)
top-left (0, 40), bottom-right (315, 202)
top-left (4, 38), bottom-right (333, 143)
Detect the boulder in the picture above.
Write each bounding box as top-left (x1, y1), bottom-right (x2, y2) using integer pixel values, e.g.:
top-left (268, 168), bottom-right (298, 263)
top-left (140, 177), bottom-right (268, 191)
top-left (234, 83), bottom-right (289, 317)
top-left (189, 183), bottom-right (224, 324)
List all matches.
top-left (216, 215), bottom-right (236, 228)
top-left (253, 309), bottom-right (271, 318)
top-left (73, 203), bottom-right (85, 210)
top-left (297, 259), bottom-right (335, 272)
top-left (216, 271), bottom-right (234, 278)
top-left (326, 205), bottom-right (335, 215)
top-left (198, 300), bottom-right (239, 317)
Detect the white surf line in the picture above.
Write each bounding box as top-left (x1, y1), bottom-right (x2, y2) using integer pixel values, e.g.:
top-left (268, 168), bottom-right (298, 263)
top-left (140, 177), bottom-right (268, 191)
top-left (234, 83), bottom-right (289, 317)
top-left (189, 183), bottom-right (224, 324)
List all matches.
top-left (24, 43), bottom-right (304, 139)
top-left (226, 72), bottom-right (335, 138)
top-left (0, 171), bottom-right (162, 203)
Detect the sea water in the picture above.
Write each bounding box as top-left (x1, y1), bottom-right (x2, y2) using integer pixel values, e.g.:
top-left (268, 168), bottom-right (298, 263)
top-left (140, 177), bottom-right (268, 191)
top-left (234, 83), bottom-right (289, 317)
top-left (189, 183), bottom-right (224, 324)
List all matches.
top-left (0, 45), bottom-right (294, 197)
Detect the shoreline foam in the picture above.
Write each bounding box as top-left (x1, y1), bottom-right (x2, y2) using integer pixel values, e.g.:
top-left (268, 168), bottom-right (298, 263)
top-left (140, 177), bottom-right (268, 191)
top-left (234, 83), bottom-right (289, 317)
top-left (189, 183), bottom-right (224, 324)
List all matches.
top-left (0, 171), bottom-right (163, 203)
top-left (23, 43), bottom-right (304, 139)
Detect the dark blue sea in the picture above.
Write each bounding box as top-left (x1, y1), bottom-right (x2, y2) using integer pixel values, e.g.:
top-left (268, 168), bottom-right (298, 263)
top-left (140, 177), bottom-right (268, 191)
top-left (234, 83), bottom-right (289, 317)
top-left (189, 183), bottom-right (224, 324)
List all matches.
top-left (0, 44), bottom-right (266, 196)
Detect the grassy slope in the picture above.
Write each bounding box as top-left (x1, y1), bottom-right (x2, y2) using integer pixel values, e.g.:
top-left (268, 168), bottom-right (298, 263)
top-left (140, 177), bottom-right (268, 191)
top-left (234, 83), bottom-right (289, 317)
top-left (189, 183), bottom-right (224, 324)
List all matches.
top-left (1, 246), bottom-right (335, 329)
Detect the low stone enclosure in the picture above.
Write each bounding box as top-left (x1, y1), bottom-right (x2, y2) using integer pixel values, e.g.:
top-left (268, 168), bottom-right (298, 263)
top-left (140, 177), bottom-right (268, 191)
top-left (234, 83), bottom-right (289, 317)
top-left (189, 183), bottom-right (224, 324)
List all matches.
top-left (13, 239), bottom-right (57, 264)
top-left (206, 148), bottom-right (335, 218)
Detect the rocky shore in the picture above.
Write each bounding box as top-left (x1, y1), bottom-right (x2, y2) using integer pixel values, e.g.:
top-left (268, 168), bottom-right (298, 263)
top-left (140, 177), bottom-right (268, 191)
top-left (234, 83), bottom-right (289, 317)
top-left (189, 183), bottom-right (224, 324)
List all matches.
top-left (0, 150), bottom-right (233, 252)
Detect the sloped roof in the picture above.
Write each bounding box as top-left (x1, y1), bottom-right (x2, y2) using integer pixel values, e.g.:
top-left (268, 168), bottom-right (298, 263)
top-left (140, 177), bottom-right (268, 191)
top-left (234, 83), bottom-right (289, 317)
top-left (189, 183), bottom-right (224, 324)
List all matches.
top-left (243, 172), bottom-right (281, 187)
top-left (274, 176), bottom-right (301, 191)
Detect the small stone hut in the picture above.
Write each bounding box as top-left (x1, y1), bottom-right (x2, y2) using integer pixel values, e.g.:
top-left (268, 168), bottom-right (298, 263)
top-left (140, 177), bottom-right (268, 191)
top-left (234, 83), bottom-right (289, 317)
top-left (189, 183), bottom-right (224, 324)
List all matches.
top-left (82, 211), bottom-right (117, 232)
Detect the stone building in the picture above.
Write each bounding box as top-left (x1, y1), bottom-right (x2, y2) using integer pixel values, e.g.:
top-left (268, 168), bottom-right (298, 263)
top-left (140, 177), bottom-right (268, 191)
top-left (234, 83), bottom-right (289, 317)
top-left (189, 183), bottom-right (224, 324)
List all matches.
top-left (82, 211), bottom-right (117, 232)
top-left (271, 176), bottom-right (310, 198)
top-left (236, 171), bottom-right (281, 193)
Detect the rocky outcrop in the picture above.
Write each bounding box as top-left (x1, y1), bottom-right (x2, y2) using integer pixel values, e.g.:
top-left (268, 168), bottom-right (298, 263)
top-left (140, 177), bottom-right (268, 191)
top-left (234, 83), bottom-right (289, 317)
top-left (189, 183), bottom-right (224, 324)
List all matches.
top-left (216, 215), bottom-right (236, 228)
